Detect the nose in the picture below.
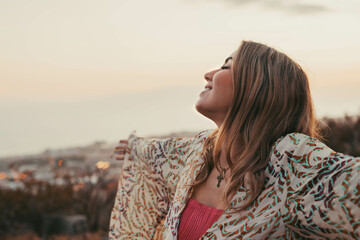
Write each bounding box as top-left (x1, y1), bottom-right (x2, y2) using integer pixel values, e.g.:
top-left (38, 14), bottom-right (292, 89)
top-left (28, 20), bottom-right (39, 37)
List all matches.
top-left (204, 69), bottom-right (217, 82)
top-left (204, 72), bottom-right (210, 82)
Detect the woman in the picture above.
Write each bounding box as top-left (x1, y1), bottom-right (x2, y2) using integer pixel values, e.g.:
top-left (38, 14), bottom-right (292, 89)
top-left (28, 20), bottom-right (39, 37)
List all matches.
top-left (109, 41), bottom-right (360, 239)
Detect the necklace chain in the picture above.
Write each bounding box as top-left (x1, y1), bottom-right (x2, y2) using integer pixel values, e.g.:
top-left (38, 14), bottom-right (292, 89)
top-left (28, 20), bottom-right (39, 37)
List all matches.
top-left (216, 159), bottom-right (229, 188)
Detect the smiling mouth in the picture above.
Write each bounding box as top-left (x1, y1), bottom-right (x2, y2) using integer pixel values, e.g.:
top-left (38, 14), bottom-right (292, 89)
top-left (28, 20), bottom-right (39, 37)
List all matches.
top-left (204, 86), bottom-right (212, 91)
top-left (200, 87), bottom-right (212, 96)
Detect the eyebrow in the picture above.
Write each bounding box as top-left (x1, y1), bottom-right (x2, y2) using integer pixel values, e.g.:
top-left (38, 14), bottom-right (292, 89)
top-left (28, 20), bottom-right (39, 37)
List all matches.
top-left (224, 57), bottom-right (233, 64)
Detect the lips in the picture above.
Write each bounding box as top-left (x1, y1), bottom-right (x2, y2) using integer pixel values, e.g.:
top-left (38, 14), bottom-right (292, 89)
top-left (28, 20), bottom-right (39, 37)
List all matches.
top-left (204, 85), bottom-right (212, 91)
top-left (199, 85), bottom-right (212, 96)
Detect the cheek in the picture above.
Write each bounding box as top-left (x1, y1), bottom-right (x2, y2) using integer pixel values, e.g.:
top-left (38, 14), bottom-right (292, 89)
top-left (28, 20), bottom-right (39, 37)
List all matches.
top-left (224, 81), bottom-right (233, 96)
top-left (195, 73), bottom-right (233, 113)
top-left (214, 77), bottom-right (233, 101)
top-left (218, 88), bottom-right (233, 110)
top-left (220, 80), bottom-right (234, 110)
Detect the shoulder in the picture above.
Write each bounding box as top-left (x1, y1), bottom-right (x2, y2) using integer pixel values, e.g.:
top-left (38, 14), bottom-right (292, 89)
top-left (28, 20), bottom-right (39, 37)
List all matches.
top-left (273, 132), bottom-right (334, 158)
top-left (194, 129), bottom-right (214, 140)
top-left (271, 132), bottom-right (360, 173)
top-left (269, 132), bottom-right (336, 172)
top-left (187, 129), bottom-right (215, 151)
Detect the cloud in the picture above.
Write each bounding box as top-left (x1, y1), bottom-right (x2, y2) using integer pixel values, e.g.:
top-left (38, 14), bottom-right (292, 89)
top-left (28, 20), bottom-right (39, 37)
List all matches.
top-left (286, 3), bottom-right (328, 15)
top-left (264, 1), bottom-right (329, 15)
top-left (191, 0), bottom-right (329, 15)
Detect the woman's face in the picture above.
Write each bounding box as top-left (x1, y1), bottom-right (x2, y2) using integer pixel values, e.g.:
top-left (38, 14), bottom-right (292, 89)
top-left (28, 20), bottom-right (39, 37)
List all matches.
top-left (195, 55), bottom-right (234, 127)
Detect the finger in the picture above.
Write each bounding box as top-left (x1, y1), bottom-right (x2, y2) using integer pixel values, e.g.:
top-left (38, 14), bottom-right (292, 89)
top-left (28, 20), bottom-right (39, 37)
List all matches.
top-left (113, 149), bottom-right (126, 154)
top-left (116, 152), bottom-right (126, 157)
top-left (115, 145), bottom-right (128, 150)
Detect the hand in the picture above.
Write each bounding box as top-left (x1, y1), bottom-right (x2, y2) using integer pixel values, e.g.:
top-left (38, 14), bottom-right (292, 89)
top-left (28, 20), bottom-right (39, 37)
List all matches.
top-left (112, 140), bottom-right (129, 161)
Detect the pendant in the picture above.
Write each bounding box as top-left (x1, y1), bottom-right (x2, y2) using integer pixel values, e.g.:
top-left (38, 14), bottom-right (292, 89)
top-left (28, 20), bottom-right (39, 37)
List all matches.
top-left (216, 173), bottom-right (224, 188)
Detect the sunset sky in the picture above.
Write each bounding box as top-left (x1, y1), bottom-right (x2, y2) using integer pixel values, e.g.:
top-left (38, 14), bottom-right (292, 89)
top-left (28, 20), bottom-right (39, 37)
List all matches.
top-left (1, 0), bottom-right (359, 157)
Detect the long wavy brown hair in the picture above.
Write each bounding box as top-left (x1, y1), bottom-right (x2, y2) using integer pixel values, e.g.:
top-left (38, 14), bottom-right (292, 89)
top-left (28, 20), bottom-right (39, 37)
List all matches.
top-left (192, 40), bottom-right (320, 212)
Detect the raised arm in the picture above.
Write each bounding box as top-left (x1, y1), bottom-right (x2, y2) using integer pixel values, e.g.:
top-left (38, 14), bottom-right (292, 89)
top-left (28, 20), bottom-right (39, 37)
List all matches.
top-left (276, 133), bottom-right (360, 239)
top-left (129, 131), bottom-right (209, 191)
top-left (109, 130), bottom-right (212, 239)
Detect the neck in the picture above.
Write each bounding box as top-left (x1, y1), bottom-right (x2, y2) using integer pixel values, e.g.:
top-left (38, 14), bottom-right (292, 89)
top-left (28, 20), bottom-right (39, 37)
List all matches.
top-left (218, 146), bottom-right (230, 169)
top-left (212, 114), bottom-right (226, 128)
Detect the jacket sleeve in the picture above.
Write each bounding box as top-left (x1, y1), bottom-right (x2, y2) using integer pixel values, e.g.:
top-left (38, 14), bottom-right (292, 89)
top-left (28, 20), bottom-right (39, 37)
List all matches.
top-left (277, 133), bottom-right (360, 239)
top-left (109, 130), bottom-right (211, 240)
top-left (127, 133), bottom-right (200, 193)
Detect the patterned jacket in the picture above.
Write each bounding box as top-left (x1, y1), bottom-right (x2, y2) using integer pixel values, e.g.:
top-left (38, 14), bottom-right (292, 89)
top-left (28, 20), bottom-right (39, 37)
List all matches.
top-left (109, 130), bottom-right (360, 239)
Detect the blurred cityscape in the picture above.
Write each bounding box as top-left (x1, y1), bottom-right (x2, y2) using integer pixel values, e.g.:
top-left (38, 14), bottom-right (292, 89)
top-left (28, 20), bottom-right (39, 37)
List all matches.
top-left (0, 140), bottom-right (121, 240)
top-left (0, 131), bottom-right (198, 240)
top-left (0, 141), bottom-right (120, 191)
top-left (0, 116), bottom-right (359, 239)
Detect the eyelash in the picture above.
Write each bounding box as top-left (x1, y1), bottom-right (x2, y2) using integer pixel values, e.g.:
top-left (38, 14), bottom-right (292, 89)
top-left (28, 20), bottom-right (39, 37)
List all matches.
top-left (221, 66), bottom-right (230, 70)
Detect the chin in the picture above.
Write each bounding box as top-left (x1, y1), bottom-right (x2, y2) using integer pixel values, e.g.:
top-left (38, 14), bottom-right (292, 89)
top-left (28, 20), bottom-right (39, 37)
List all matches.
top-left (195, 100), bottom-right (205, 114)
top-left (195, 101), bottom-right (211, 119)
top-left (195, 100), bottom-right (228, 127)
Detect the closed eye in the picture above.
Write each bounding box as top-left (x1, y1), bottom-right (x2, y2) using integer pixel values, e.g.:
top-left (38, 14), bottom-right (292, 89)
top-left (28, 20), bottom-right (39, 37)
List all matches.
top-left (221, 66), bottom-right (230, 70)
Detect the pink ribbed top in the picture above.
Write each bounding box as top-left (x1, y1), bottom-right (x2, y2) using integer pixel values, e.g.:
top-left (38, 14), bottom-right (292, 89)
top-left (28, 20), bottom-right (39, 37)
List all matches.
top-left (178, 198), bottom-right (224, 240)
